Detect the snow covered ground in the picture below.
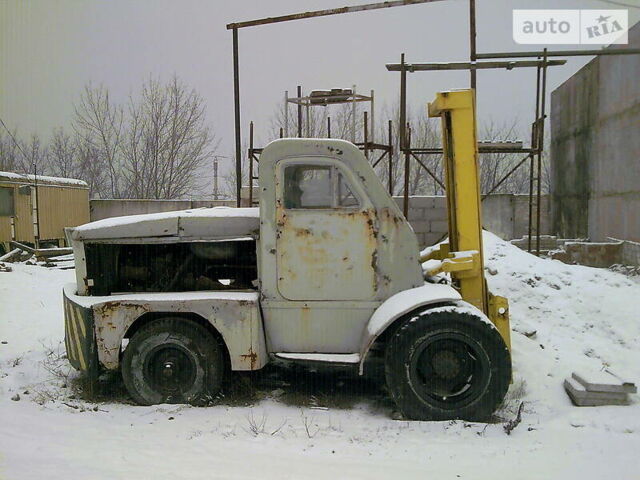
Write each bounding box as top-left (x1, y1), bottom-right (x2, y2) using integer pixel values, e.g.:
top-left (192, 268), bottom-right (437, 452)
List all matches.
top-left (1, 233), bottom-right (638, 479)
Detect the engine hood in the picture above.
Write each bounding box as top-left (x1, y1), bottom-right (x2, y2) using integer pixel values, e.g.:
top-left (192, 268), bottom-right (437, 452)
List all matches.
top-left (70, 207), bottom-right (260, 242)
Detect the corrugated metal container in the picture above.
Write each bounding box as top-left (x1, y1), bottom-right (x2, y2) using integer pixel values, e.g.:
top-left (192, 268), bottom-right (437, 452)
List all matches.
top-left (0, 171), bottom-right (89, 251)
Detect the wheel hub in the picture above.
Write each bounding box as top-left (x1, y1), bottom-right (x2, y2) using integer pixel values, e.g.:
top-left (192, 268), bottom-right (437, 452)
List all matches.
top-left (431, 350), bottom-right (461, 379)
top-left (145, 346), bottom-right (197, 395)
top-left (162, 361), bottom-right (176, 378)
top-left (410, 333), bottom-right (485, 404)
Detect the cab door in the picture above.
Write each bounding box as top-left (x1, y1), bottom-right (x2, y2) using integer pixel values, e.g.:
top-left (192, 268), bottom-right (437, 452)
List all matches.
top-left (276, 160), bottom-right (377, 301)
top-left (262, 158), bottom-right (379, 353)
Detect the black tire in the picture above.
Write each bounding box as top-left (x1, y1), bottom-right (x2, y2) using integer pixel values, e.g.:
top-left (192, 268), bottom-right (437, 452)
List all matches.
top-left (385, 306), bottom-right (511, 421)
top-left (122, 318), bottom-right (224, 406)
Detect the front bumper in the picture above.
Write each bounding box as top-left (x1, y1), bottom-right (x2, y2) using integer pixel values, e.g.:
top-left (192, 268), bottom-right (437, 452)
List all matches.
top-left (63, 287), bottom-right (99, 379)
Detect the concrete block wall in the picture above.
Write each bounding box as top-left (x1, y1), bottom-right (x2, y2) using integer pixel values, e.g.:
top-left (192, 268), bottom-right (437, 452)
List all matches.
top-left (395, 194), bottom-right (550, 247)
top-left (393, 196), bottom-right (448, 247)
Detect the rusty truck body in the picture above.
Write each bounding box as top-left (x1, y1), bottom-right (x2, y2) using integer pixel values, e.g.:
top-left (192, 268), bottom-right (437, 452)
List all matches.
top-left (64, 98), bottom-right (512, 420)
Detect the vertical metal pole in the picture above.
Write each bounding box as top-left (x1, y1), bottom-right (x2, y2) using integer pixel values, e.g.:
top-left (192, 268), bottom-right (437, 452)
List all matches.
top-left (279, 127), bottom-right (283, 138)
top-left (351, 84), bottom-right (357, 143)
top-left (364, 111), bottom-right (369, 160)
top-left (232, 27), bottom-right (242, 207)
top-left (399, 54), bottom-right (407, 149)
top-left (469, 0), bottom-right (477, 90)
top-left (297, 85), bottom-right (302, 138)
top-left (388, 119), bottom-right (393, 195)
top-left (536, 50), bottom-right (548, 256)
top-left (403, 123), bottom-right (411, 217)
top-left (370, 89), bottom-right (375, 144)
top-left (305, 102), bottom-right (310, 137)
top-left (249, 121), bottom-right (254, 206)
top-left (284, 90), bottom-right (289, 137)
top-left (327, 116), bottom-right (331, 138)
top-left (399, 54), bottom-right (408, 216)
top-left (528, 61), bottom-right (541, 253)
top-left (213, 157), bottom-right (219, 200)
top-left (33, 162), bottom-right (39, 249)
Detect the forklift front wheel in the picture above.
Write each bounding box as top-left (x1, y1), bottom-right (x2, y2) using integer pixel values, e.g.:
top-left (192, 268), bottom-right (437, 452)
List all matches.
top-left (122, 318), bottom-right (224, 406)
top-left (385, 308), bottom-right (511, 421)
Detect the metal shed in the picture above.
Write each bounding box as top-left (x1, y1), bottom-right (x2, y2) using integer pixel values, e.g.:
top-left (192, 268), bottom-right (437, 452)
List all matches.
top-left (0, 171), bottom-right (89, 252)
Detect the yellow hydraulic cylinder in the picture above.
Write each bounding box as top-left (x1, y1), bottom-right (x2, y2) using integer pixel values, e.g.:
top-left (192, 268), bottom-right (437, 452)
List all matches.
top-left (428, 90), bottom-right (511, 350)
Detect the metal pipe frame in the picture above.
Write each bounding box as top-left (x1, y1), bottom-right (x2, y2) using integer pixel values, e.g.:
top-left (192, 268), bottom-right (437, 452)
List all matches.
top-left (286, 93), bottom-right (373, 106)
top-left (386, 59), bottom-right (566, 71)
top-left (226, 0), bottom-right (444, 30)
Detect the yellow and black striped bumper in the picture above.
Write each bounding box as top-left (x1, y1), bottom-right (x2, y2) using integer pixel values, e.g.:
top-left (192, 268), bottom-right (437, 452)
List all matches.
top-left (63, 290), bottom-right (99, 377)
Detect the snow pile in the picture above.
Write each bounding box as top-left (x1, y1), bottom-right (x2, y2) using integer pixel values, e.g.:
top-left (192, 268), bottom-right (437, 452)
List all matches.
top-left (482, 231), bottom-right (640, 425)
top-left (484, 231), bottom-right (640, 378)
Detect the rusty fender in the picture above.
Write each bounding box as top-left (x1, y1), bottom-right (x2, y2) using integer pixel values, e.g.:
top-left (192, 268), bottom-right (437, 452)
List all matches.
top-left (63, 285), bottom-right (268, 372)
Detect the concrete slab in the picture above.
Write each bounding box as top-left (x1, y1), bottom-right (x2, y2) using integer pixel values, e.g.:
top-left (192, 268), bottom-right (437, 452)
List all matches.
top-left (564, 378), bottom-right (631, 406)
top-left (572, 371), bottom-right (637, 394)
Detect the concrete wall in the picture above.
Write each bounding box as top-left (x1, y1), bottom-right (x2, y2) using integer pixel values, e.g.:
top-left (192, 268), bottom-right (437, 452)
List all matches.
top-left (90, 194), bottom-right (549, 247)
top-left (482, 194), bottom-right (550, 240)
top-left (90, 199), bottom-right (234, 221)
top-left (551, 22), bottom-right (640, 242)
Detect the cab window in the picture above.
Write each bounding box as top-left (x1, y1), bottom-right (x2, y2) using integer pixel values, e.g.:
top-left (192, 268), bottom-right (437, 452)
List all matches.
top-left (283, 165), bottom-right (360, 210)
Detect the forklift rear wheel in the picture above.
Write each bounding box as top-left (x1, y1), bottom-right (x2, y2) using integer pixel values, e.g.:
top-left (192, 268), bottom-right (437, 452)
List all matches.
top-left (385, 308), bottom-right (511, 421)
top-left (122, 318), bottom-right (224, 406)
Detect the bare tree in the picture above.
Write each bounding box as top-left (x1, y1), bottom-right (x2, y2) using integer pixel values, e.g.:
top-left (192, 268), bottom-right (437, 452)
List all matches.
top-left (73, 84), bottom-right (125, 197)
top-left (0, 129), bottom-right (26, 172)
top-left (21, 134), bottom-right (47, 177)
top-left (47, 128), bottom-right (109, 196)
top-left (70, 77), bottom-right (215, 199)
top-left (122, 76), bottom-right (215, 199)
top-left (47, 128), bottom-right (78, 178)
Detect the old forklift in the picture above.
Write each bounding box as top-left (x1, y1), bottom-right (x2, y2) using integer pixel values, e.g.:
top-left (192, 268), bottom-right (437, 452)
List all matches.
top-left (63, 89), bottom-right (511, 421)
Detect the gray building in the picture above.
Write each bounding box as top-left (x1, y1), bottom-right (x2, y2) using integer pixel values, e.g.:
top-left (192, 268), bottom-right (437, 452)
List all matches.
top-left (550, 21), bottom-right (640, 242)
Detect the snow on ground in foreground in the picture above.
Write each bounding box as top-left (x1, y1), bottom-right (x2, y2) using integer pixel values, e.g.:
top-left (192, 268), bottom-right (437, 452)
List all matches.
top-left (1, 233), bottom-right (639, 479)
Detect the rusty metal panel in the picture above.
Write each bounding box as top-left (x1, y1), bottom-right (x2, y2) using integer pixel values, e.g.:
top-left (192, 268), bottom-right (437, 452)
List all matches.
top-left (63, 284), bottom-right (267, 371)
top-left (258, 139), bottom-right (424, 354)
top-left (276, 199), bottom-right (377, 301)
top-left (275, 159), bottom-right (377, 301)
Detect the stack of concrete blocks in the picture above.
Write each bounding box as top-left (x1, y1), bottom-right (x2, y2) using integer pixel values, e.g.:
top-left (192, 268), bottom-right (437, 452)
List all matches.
top-left (564, 371), bottom-right (637, 406)
top-left (393, 196), bottom-right (448, 248)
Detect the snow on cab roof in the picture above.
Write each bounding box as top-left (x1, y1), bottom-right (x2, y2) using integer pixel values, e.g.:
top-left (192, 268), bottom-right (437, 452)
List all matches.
top-left (0, 171), bottom-right (88, 187)
top-left (71, 206), bottom-right (260, 241)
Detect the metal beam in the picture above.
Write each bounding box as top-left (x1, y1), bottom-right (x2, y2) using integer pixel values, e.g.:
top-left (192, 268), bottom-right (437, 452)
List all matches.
top-left (477, 48), bottom-right (640, 59)
top-left (469, 0), bottom-right (476, 89)
top-left (232, 27), bottom-right (242, 207)
top-left (386, 59), bottom-right (566, 71)
top-left (226, 0), bottom-right (444, 30)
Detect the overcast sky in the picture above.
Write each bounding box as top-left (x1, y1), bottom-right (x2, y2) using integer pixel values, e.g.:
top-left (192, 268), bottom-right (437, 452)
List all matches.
top-left (1, 0), bottom-right (638, 194)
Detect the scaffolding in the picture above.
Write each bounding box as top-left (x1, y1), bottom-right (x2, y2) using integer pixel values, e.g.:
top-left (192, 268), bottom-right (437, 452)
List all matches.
top-left (246, 86), bottom-right (394, 206)
top-left (386, 53), bottom-right (568, 254)
top-left (227, 0), bottom-right (640, 254)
